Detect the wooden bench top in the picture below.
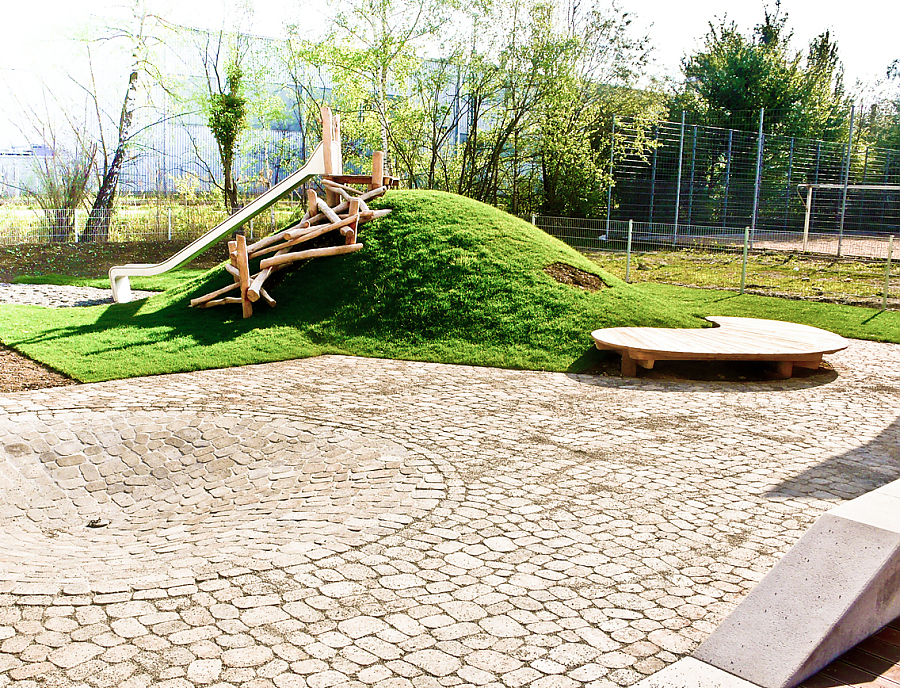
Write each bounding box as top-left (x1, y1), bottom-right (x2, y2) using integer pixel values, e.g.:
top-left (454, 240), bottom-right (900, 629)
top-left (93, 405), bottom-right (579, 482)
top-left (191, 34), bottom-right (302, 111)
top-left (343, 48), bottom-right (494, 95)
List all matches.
top-left (591, 317), bottom-right (849, 377)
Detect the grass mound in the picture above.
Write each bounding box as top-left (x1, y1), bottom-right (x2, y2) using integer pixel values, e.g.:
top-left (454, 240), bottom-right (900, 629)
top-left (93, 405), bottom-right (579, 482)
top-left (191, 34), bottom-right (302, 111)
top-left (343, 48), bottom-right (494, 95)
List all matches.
top-left (0, 190), bottom-right (704, 382)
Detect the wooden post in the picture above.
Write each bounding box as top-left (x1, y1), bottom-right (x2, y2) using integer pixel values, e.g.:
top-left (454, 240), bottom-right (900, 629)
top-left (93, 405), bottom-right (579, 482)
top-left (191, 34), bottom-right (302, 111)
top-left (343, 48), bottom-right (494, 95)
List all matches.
top-left (345, 199), bottom-right (360, 244)
top-left (236, 233), bottom-right (252, 319)
top-left (370, 151), bottom-right (384, 191)
top-left (321, 107), bottom-right (333, 176)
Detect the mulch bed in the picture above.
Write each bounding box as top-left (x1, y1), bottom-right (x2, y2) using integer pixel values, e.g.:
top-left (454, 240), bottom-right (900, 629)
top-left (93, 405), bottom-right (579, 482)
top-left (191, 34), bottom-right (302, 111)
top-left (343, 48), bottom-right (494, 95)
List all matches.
top-left (0, 345), bottom-right (76, 393)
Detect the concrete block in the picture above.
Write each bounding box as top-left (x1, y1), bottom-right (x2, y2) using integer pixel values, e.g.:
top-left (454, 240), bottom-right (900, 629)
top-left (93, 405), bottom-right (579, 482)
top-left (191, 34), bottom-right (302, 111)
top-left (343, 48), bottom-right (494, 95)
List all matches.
top-left (632, 658), bottom-right (759, 688)
top-left (694, 479), bottom-right (900, 688)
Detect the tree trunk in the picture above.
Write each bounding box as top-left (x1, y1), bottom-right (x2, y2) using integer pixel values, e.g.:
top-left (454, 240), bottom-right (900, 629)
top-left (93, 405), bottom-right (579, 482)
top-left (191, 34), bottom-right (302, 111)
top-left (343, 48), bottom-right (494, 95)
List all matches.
top-left (224, 153), bottom-right (239, 214)
top-left (83, 62), bottom-right (140, 243)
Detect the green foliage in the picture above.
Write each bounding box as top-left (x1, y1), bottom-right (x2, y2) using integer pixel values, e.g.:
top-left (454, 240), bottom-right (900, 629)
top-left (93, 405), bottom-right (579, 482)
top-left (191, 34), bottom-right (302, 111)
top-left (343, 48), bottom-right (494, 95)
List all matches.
top-left (207, 60), bottom-right (248, 158)
top-left (0, 190), bottom-right (704, 382)
top-left (677, 6), bottom-right (848, 140)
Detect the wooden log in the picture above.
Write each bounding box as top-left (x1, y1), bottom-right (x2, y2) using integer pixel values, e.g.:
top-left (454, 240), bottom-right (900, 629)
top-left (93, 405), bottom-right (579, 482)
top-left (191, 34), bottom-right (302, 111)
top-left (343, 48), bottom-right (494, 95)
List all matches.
top-left (260, 243), bottom-right (363, 270)
top-left (344, 200), bottom-right (360, 245)
top-left (224, 264), bottom-right (240, 279)
top-left (190, 280), bottom-right (241, 307)
top-left (247, 247), bottom-right (290, 301)
top-left (316, 197), bottom-right (341, 224)
top-left (236, 233), bottom-right (253, 319)
top-left (358, 208), bottom-right (392, 224)
top-left (371, 151), bottom-right (384, 190)
top-left (323, 178), bottom-right (362, 196)
top-left (258, 288), bottom-right (276, 307)
top-left (307, 188), bottom-right (318, 218)
top-left (251, 214), bottom-right (360, 259)
top-left (198, 296), bottom-right (244, 308)
top-left (360, 185), bottom-right (388, 201)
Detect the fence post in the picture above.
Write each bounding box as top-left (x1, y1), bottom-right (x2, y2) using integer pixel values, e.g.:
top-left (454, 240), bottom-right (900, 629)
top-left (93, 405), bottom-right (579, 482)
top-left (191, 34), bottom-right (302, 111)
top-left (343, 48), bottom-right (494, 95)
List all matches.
top-left (750, 108), bottom-right (765, 251)
top-left (649, 125), bottom-right (658, 225)
top-left (674, 111), bottom-right (685, 247)
top-left (838, 103), bottom-right (856, 258)
top-left (167, 208), bottom-right (172, 241)
top-left (271, 207), bottom-right (276, 234)
top-left (802, 186), bottom-right (812, 253)
top-left (740, 226), bottom-right (749, 295)
top-left (531, 213), bottom-right (536, 226)
top-left (784, 137), bottom-right (794, 230)
top-left (606, 115), bottom-right (616, 238)
top-left (885, 235), bottom-right (894, 311)
top-left (722, 129), bottom-right (732, 227)
top-left (626, 219), bottom-right (633, 283)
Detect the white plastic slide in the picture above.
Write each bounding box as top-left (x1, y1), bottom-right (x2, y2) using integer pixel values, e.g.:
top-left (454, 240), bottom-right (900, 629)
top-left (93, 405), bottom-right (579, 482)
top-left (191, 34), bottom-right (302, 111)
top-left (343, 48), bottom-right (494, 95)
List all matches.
top-left (109, 139), bottom-right (341, 303)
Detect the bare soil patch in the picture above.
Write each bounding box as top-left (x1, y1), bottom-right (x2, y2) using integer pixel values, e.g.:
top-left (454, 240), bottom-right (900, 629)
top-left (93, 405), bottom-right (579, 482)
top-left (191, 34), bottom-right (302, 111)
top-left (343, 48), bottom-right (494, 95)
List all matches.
top-left (545, 262), bottom-right (606, 291)
top-left (0, 345), bottom-right (76, 392)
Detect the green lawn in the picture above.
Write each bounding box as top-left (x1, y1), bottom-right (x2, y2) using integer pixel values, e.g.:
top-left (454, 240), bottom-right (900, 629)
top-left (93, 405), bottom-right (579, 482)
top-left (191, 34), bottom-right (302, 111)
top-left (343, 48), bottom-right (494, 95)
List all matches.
top-left (12, 270), bottom-right (208, 292)
top-left (641, 284), bottom-right (900, 343)
top-left (0, 191), bottom-right (704, 382)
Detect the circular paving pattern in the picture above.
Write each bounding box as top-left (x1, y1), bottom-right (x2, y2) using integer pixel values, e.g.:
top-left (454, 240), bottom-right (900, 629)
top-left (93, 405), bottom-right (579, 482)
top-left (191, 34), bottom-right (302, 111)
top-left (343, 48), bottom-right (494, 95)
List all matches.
top-left (0, 343), bottom-right (895, 687)
top-left (0, 410), bottom-right (444, 586)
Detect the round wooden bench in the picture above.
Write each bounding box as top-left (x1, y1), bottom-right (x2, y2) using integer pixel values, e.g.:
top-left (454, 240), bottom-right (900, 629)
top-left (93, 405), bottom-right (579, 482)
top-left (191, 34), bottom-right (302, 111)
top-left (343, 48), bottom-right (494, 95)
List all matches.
top-left (591, 317), bottom-right (849, 378)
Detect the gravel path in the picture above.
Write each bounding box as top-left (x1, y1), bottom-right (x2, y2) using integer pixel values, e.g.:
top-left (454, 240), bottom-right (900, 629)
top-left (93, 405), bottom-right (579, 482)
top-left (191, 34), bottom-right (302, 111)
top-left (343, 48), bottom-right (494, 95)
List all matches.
top-left (0, 337), bottom-right (897, 687)
top-left (0, 282), bottom-right (157, 308)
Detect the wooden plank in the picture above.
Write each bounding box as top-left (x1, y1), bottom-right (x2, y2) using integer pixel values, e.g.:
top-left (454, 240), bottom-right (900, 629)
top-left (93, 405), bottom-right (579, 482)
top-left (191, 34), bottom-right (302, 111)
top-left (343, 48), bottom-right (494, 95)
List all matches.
top-left (818, 659), bottom-right (900, 687)
top-left (875, 626), bottom-right (900, 649)
top-left (259, 243), bottom-right (363, 270)
top-left (859, 637), bottom-right (900, 664)
top-left (843, 648), bottom-right (900, 683)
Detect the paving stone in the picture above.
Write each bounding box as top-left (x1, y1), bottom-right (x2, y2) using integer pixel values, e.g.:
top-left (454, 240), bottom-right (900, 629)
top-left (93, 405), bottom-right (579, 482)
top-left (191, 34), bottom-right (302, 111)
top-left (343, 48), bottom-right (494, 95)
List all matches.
top-left (0, 342), bottom-right (894, 687)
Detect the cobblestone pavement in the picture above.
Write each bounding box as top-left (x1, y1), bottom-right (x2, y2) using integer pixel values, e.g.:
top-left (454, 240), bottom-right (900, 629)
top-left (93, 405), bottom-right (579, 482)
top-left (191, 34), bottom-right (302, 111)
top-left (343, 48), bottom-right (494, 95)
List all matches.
top-left (0, 343), bottom-right (898, 688)
top-left (0, 283), bottom-right (157, 308)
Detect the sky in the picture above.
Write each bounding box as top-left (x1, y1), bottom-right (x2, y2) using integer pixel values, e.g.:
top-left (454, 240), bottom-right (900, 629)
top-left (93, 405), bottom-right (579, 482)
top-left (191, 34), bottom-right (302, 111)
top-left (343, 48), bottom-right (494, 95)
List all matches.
top-left (1, 0), bottom-right (898, 146)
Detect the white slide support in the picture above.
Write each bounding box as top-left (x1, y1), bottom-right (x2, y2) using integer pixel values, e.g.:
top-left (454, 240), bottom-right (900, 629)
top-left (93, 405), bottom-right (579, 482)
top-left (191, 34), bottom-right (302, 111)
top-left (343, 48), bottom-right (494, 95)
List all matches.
top-left (109, 139), bottom-right (342, 303)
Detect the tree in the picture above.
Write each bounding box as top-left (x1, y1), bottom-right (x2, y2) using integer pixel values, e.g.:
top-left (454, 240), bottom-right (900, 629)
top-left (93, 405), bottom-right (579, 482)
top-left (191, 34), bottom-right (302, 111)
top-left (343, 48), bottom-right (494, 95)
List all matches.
top-left (677, 2), bottom-right (848, 140)
top-left (205, 48), bottom-right (249, 214)
top-left (20, 115), bottom-right (96, 242)
top-left (78, 1), bottom-right (173, 242)
top-left (295, 0), bottom-right (454, 175)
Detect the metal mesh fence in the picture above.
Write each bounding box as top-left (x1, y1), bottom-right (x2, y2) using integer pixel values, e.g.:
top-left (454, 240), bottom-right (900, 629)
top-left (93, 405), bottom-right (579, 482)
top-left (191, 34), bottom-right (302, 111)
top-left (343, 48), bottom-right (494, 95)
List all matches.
top-left (535, 216), bottom-right (898, 310)
top-left (612, 113), bottom-right (900, 238)
top-left (0, 201), bottom-right (303, 245)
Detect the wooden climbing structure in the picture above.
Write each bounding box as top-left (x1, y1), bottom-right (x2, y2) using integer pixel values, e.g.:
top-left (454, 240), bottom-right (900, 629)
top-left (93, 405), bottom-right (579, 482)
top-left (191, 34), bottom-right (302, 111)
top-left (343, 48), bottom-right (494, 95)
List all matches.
top-left (190, 106), bottom-right (398, 318)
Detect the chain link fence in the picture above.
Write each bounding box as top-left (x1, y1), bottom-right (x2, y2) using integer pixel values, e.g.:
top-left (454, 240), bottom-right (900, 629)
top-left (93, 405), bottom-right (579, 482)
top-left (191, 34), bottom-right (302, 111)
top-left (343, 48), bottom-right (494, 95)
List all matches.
top-left (534, 215), bottom-right (898, 310)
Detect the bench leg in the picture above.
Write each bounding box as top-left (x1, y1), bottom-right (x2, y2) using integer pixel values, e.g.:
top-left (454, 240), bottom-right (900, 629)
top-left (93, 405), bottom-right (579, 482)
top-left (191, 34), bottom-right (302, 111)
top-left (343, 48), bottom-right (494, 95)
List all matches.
top-left (793, 355), bottom-right (822, 370)
top-left (621, 352), bottom-right (637, 377)
top-left (775, 361), bottom-right (794, 379)
top-left (635, 358), bottom-right (655, 370)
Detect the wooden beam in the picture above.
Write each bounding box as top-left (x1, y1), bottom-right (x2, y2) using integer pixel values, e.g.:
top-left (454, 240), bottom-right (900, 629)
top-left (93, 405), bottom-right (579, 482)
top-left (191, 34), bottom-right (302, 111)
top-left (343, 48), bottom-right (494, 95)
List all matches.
top-left (259, 243), bottom-right (363, 270)
top-left (371, 151), bottom-right (384, 190)
top-left (321, 106), bottom-right (333, 176)
top-left (236, 233), bottom-right (253, 319)
top-left (344, 200), bottom-right (360, 245)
